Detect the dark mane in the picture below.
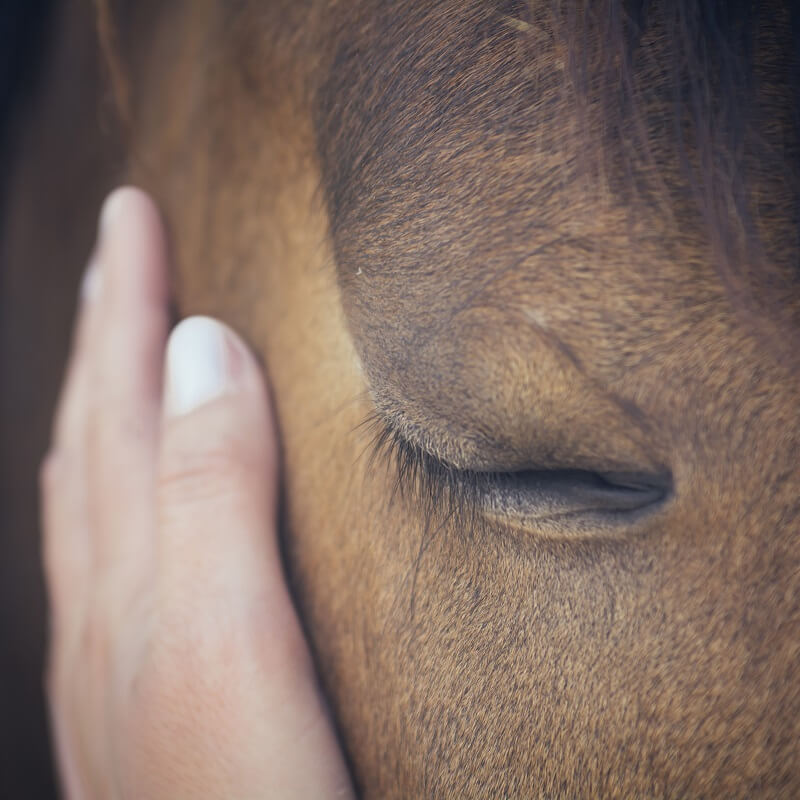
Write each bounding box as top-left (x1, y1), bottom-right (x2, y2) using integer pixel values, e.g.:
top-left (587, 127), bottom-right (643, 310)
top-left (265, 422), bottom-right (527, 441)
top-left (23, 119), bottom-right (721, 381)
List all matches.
top-left (560, 0), bottom-right (800, 346)
top-left (314, 0), bottom-right (800, 374)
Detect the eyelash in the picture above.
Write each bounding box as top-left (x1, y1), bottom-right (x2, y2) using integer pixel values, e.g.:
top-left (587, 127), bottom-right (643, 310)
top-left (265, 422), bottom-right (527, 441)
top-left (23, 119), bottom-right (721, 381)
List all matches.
top-left (362, 410), bottom-right (672, 536)
top-left (362, 411), bottom-right (488, 533)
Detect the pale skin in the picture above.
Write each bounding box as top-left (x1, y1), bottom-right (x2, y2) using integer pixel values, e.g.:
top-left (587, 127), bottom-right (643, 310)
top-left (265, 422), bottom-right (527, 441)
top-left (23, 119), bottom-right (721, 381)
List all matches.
top-left (40, 187), bottom-right (354, 799)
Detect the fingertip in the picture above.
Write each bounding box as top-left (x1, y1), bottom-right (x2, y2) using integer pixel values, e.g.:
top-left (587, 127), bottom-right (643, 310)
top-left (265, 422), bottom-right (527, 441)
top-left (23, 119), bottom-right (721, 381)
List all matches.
top-left (100, 185), bottom-right (159, 235)
top-left (95, 186), bottom-right (170, 310)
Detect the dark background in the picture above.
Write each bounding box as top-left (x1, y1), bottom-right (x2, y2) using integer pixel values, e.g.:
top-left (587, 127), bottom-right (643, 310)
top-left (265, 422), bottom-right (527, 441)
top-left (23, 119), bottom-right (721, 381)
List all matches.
top-left (2, 1), bottom-right (59, 797)
top-left (1, 0), bottom-right (56, 172)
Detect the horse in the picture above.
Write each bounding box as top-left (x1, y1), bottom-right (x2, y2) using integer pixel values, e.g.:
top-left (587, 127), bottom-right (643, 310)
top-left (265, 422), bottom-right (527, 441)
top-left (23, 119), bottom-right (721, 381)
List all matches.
top-left (2, 0), bottom-right (799, 796)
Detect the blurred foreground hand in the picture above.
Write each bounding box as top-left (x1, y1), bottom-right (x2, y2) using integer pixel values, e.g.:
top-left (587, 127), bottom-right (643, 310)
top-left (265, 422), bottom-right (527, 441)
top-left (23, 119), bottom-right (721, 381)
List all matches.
top-left (40, 187), bottom-right (354, 799)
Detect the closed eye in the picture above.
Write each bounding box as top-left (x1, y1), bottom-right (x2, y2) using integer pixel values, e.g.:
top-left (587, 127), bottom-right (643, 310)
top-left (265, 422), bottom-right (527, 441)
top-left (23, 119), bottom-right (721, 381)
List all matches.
top-left (365, 412), bottom-right (672, 538)
top-left (478, 468), bottom-right (671, 527)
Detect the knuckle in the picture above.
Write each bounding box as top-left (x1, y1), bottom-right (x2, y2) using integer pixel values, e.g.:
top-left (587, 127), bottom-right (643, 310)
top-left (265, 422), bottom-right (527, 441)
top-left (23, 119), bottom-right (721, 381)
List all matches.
top-left (42, 528), bottom-right (84, 604)
top-left (41, 528), bottom-right (63, 591)
top-left (42, 534), bottom-right (64, 593)
top-left (153, 599), bottom-right (310, 696)
top-left (131, 617), bottom-right (236, 729)
top-left (39, 449), bottom-right (87, 592)
top-left (79, 603), bottom-right (111, 682)
top-left (89, 408), bottom-right (148, 455)
top-left (158, 431), bottom-right (254, 511)
top-left (40, 455), bottom-right (73, 585)
top-left (44, 641), bottom-right (74, 710)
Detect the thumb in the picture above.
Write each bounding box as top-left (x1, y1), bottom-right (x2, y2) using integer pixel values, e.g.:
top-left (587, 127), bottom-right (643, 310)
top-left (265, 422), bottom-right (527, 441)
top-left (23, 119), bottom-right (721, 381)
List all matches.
top-left (154, 315), bottom-right (353, 798)
top-left (157, 315), bottom-right (281, 603)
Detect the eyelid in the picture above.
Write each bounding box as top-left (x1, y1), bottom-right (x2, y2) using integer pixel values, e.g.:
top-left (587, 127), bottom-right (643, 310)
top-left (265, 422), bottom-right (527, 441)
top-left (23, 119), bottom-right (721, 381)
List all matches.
top-left (365, 411), bottom-right (487, 527)
top-left (365, 411), bottom-right (671, 535)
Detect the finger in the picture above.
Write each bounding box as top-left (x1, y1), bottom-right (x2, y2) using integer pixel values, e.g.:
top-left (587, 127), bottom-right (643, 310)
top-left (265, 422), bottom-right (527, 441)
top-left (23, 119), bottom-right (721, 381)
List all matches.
top-left (42, 253), bottom-right (103, 800)
top-left (157, 316), bottom-right (280, 602)
top-left (87, 187), bottom-right (170, 571)
top-left (154, 316), bottom-right (354, 798)
top-left (51, 252), bottom-right (100, 452)
top-left (42, 251), bottom-right (102, 642)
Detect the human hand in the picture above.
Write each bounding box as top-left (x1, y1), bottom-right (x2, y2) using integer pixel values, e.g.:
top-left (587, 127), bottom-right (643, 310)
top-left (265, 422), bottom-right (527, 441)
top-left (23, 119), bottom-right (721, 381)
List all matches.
top-left (40, 188), bottom-right (354, 799)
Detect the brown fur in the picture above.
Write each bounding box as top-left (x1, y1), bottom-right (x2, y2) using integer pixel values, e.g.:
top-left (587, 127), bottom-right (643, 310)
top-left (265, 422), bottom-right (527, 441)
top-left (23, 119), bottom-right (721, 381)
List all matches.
top-left (3, 0), bottom-right (800, 796)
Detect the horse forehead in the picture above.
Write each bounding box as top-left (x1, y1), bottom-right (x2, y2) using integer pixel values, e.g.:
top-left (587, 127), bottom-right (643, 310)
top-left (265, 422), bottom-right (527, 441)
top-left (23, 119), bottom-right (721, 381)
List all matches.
top-left (312, 1), bottom-right (724, 382)
top-left (315, 110), bottom-right (718, 418)
top-left (307, 0), bottom-right (800, 468)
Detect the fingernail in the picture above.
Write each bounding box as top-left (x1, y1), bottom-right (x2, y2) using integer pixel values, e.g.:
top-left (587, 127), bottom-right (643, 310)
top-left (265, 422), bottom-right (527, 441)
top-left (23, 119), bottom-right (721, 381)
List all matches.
top-left (164, 317), bottom-right (242, 417)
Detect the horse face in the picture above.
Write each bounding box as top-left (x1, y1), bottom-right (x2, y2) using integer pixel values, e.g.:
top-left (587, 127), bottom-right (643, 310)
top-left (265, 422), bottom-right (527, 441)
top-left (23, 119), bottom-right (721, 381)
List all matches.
top-left (126, 0), bottom-right (800, 795)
